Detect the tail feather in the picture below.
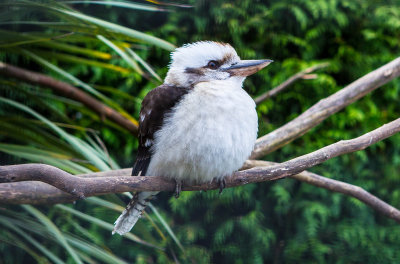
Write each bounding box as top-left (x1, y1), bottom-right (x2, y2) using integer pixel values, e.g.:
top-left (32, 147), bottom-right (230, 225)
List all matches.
top-left (113, 151), bottom-right (154, 235)
top-left (112, 191), bottom-right (157, 235)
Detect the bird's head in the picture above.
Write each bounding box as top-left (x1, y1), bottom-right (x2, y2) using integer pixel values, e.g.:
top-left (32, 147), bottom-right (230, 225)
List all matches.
top-left (164, 41), bottom-right (272, 87)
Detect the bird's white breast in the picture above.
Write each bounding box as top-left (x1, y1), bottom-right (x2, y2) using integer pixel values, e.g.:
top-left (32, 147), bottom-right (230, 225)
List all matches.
top-left (147, 79), bottom-right (258, 184)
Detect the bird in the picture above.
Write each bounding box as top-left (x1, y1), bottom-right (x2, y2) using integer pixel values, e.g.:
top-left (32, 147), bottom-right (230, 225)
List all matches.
top-left (113, 41), bottom-right (272, 235)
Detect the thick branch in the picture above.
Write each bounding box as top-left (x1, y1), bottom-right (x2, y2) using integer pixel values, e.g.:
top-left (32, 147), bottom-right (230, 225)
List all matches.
top-left (0, 168), bottom-right (132, 204)
top-left (251, 57), bottom-right (400, 159)
top-left (0, 62), bottom-right (138, 135)
top-left (254, 62), bottom-right (329, 105)
top-left (2, 159), bottom-right (400, 223)
top-left (1, 118), bottom-right (398, 199)
top-left (0, 182), bottom-right (77, 204)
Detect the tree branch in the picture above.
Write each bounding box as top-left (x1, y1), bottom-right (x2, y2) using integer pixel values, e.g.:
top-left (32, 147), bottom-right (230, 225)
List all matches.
top-left (251, 57), bottom-right (400, 159)
top-left (0, 169), bottom-right (132, 205)
top-left (0, 61), bottom-right (138, 135)
top-left (2, 158), bottom-right (400, 223)
top-left (243, 160), bottom-right (400, 222)
top-left (254, 62), bottom-right (330, 105)
top-left (1, 118), bottom-right (398, 202)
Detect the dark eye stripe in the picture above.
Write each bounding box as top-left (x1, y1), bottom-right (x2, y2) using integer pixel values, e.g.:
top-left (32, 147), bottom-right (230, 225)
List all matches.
top-left (185, 67), bottom-right (203, 74)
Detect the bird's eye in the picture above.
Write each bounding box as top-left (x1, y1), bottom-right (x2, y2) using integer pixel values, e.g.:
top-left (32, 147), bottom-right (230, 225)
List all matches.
top-left (207, 60), bottom-right (219, 69)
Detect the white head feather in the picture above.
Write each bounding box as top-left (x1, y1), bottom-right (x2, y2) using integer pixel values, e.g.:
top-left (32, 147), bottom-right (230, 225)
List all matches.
top-left (164, 41), bottom-right (241, 87)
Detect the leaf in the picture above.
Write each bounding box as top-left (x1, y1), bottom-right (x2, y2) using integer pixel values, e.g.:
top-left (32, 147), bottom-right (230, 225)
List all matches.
top-left (55, 204), bottom-right (164, 250)
top-left (65, 235), bottom-right (128, 264)
top-left (22, 50), bottom-right (110, 100)
top-left (0, 217), bottom-right (65, 264)
top-left (125, 47), bottom-right (162, 81)
top-left (21, 50), bottom-right (139, 126)
top-left (22, 205), bottom-right (84, 264)
top-left (53, 8), bottom-right (175, 50)
top-left (0, 97), bottom-right (110, 170)
top-left (147, 203), bottom-right (184, 251)
top-left (97, 35), bottom-right (143, 74)
top-left (0, 144), bottom-right (92, 174)
top-left (64, 1), bottom-right (168, 12)
top-left (31, 50), bottom-right (131, 74)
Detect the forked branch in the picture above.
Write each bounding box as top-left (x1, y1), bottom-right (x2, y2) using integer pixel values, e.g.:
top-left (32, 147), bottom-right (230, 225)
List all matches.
top-left (1, 118), bottom-right (399, 223)
top-left (243, 160), bottom-right (400, 222)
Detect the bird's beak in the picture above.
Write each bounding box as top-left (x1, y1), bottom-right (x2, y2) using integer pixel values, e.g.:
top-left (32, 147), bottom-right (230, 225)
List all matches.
top-left (223, 59), bottom-right (273, 77)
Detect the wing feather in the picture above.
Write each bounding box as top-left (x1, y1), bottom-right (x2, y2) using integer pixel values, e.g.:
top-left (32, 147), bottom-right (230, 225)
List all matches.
top-left (131, 84), bottom-right (189, 176)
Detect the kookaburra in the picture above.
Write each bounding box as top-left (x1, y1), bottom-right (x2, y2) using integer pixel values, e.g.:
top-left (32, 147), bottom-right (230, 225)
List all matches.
top-left (113, 41), bottom-right (272, 235)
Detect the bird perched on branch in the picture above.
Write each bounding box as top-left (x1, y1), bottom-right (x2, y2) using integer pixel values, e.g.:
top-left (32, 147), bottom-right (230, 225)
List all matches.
top-left (113, 41), bottom-right (272, 235)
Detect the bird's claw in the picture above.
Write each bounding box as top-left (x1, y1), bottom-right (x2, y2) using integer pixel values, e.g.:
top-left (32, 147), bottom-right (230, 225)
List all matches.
top-left (218, 178), bottom-right (226, 194)
top-left (175, 180), bottom-right (182, 198)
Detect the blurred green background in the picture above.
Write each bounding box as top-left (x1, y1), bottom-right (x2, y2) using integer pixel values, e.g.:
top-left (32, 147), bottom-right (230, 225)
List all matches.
top-left (0, 0), bottom-right (399, 263)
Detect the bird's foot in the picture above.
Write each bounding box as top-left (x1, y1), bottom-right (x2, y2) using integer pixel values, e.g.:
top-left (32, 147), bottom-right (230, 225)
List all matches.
top-left (218, 178), bottom-right (226, 194)
top-left (174, 180), bottom-right (182, 198)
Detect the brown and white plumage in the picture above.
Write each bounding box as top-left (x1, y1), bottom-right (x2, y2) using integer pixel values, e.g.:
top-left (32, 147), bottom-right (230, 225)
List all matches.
top-left (113, 41), bottom-right (272, 235)
top-left (113, 84), bottom-right (189, 234)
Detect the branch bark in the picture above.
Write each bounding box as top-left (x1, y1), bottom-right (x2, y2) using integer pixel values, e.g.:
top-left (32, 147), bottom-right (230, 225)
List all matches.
top-left (2, 158), bottom-right (400, 223)
top-left (243, 160), bottom-right (400, 222)
top-left (0, 168), bottom-right (132, 205)
top-left (254, 62), bottom-right (330, 105)
top-left (1, 118), bottom-right (398, 203)
top-left (0, 62), bottom-right (138, 135)
top-left (251, 57), bottom-right (400, 159)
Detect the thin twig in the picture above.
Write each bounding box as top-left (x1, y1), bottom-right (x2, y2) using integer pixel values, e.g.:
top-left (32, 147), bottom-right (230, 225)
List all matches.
top-left (254, 62), bottom-right (330, 105)
top-left (251, 57), bottom-right (400, 159)
top-left (0, 62), bottom-right (139, 135)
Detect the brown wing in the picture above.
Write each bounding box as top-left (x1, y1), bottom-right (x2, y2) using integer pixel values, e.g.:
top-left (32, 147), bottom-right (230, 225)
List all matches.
top-left (131, 84), bottom-right (189, 176)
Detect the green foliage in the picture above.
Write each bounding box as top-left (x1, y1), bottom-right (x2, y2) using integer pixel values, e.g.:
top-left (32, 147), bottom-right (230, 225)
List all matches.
top-left (151, 0), bottom-right (400, 263)
top-left (1, 0), bottom-right (400, 263)
top-left (0, 1), bottom-right (182, 263)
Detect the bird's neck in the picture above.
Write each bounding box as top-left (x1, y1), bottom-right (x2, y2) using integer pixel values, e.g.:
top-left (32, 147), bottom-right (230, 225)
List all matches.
top-left (164, 76), bottom-right (246, 92)
top-left (193, 77), bottom-right (246, 93)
